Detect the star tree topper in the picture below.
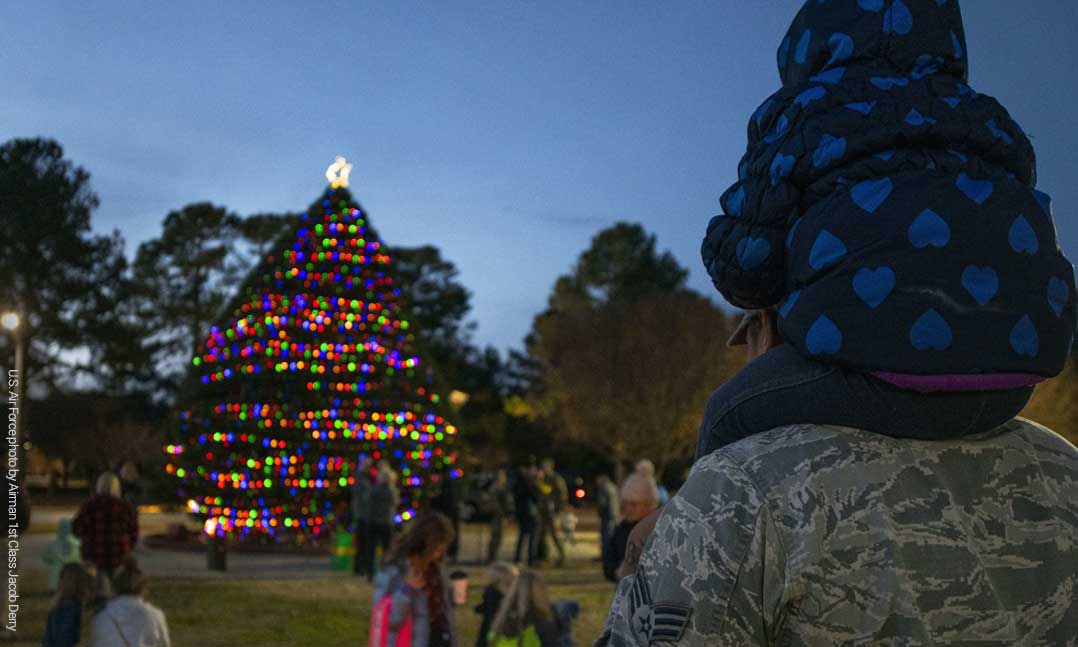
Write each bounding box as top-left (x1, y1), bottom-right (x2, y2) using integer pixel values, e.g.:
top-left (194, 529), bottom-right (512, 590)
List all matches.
top-left (326, 155), bottom-right (353, 189)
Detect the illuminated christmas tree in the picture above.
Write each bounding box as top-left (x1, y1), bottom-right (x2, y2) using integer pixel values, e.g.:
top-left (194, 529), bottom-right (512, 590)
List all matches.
top-left (167, 158), bottom-right (460, 543)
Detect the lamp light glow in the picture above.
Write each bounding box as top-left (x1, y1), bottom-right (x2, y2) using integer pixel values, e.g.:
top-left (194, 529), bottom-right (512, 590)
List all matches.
top-left (0, 312), bottom-right (19, 331)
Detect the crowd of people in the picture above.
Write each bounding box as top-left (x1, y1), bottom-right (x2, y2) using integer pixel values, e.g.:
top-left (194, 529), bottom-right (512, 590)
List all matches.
top-left (369, 511), bottom-right (581, 647)
top-left (37, 450), bottom-right (661, 647)
top-left (42, 467), bottom-right (171, 647)
top-left (353, 454), bottom-right (641, 574)
top-left (353, 453), bottom-right (682, 647)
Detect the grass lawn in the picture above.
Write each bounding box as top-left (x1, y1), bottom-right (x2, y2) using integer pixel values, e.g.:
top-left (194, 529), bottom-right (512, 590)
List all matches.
top-left (11, 565), bottom-right (614, 646)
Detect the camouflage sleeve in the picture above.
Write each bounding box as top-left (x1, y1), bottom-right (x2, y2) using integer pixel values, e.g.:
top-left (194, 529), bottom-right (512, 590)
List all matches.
top-left (596, 451), bottom-right (787, 646)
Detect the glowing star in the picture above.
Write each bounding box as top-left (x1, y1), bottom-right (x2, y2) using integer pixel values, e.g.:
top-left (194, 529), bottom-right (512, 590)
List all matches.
top-left (325, 156), bottom-right (353, 188)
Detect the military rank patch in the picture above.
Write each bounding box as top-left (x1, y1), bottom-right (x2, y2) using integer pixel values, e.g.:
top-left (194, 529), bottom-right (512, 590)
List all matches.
top-left (628, 573), bottom-right (691, 645)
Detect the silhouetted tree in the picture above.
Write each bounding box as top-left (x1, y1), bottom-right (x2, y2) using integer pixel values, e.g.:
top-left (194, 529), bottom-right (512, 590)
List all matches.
top-left (78, 232), bottom-right (158, 395)
top-left (132, 202), bottom-right (242, 387)
top-left (547, 222), bottom-right (688, 310)
top-left (240, 212), bottom-right (296, 265)
top-left (516, 223), bottom-right (738, 477)
top-left (0, 138), bottom-right (122, 389)
top-left (388, 245), bottom-right (475, 380)
top-left (529, 291), bottom-right (738, 476)
top-left (32, 391), bottom-right (163, 487)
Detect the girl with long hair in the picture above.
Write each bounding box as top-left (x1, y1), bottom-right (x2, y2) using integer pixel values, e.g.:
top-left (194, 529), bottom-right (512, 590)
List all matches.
top-left (371, 512), bottom-right (456, 647)
top-left (42, 562), bottom-right (95, 647)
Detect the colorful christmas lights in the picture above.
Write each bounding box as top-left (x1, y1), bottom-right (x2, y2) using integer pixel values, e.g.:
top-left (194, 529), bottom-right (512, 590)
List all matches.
top-left (170, 182), bottom-right (458, 543)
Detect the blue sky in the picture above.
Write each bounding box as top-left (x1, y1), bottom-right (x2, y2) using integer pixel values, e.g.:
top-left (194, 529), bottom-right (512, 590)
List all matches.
top-left (4, 1), bottom-right (1076, 352)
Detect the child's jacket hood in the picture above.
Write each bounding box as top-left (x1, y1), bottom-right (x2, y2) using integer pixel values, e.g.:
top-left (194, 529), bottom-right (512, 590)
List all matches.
top-left (56, 517), bottom-right (75, 542)
top-left (701, 0), bottom-right (1075, 377)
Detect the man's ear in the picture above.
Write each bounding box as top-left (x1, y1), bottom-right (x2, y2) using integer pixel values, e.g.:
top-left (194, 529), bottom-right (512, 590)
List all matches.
top-left (761, 308), bottom-right (782, 348)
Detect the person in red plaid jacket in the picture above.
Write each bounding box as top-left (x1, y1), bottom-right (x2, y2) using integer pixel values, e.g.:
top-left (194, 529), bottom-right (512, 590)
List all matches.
top-left (73, 472), bottom-right (139, 578)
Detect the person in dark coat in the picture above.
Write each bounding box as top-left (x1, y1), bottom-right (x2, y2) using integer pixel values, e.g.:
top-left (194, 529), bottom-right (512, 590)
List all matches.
top-left (432, 475), bottom-right (461, 562)
top-left (351, 457), bottom-right (374, 576)
top-left (511, 463), bottom-right (540, 566)
top-left (118, 461), bottom-right (141, 507)
top-left (696, 0), bottom-right (1076, 460)
top-left (486, 470), bottom-right (514, 564)
top-left (602, 473), bottom-right (658, 583)
top-left (41, 562), bottom-right (94, 647)
top-left (72, 473), bottom-right (138, 587)
top-left (594, 475), bottom-right (619, 565)
top-left (474, 562), bottom-right (518, 647)
top-left (364, 461), bottom-right (399, 581)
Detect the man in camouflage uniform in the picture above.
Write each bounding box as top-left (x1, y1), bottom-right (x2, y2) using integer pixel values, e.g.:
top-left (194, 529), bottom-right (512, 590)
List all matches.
top-left (597, 308), bottom-right (1078, 645)
top-left (537, 458), bottom-right (568, 567)
top-left (601, 0), bottom-right (1078, 640)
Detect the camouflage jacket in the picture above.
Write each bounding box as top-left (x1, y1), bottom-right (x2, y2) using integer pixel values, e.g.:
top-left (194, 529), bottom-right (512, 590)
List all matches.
top-left (597, 419), bottom-right (1078, 646)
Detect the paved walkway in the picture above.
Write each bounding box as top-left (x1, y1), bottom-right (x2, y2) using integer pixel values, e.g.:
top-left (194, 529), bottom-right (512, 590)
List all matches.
top-left (20, 508), bottom-right (602, 579)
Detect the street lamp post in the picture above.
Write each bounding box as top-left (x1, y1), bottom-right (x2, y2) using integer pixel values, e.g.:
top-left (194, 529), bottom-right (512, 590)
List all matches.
top-left (2, 312), bottom-right (24, 462)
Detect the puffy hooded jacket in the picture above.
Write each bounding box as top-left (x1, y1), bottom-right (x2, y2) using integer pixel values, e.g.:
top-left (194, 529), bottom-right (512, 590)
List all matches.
top-left (701, 0), bottom-right (1076, 379)
top-left (43, 517), bottom-right (81, 591)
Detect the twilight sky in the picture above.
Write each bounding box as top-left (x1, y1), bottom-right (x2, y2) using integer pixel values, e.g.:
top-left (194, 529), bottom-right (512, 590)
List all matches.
top-left (4, 1), bottom-right (1076, 352)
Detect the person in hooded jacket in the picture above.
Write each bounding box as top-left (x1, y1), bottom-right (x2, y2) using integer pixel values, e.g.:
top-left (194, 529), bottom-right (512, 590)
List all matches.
top-left (42, 518), bottom-right (81, 594)
top-left (693, 0), bottom-right (1075, 460)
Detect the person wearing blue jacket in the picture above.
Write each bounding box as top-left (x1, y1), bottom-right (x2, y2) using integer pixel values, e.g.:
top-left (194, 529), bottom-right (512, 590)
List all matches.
top-left (697, 0), bottom-right (1076, 457)
top-left (41, 562), bottom-right (94, 647)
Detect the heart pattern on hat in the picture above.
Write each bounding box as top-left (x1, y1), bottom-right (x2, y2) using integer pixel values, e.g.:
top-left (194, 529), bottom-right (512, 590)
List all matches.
top-left (1008, 215), bottom-right (1038, 255)
top-left (908, 209), bottom-right (950, 248)
top-left (853, 267), bottom-right (896, 308)
top-left (883, 0), bottom-right (913, 35)
top-left (851, 177), bottom-right (893, 213)
top-left (736, 237), bottom-right (771, 270)
top-left (806, 315), bottom-right (843, 354)
top-left (961, 266), bottom-right (998, 305)
top-left (809, 230), bottom-right (847, 270)
top-left (1047, 276), bottom-right (1069, 317)
top-left (1009, 315), bottom-right (1039, 357)
top-left (813, 135), bottom-right (847, 168)
top-left (910, 309), bottom-right (953, 351)
top-left (956, 173), bottom-right (993, 205)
